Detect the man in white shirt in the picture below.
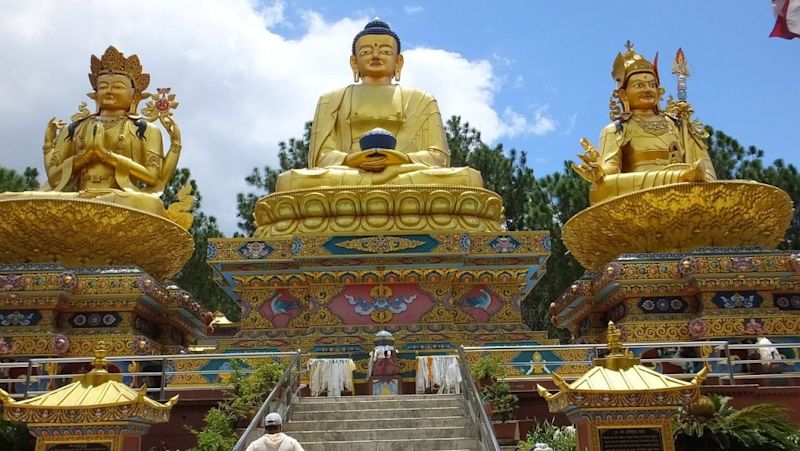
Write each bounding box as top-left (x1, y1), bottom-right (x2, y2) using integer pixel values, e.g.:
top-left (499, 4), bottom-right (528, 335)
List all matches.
top-left (245, 412), bottom-right (304, 451)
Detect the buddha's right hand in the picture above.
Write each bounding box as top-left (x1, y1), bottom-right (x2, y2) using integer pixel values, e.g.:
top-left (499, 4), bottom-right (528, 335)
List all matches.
top-left (572, 138), bottom-right (604, 183)
top-left (44, 117), bottom-right (66, 145)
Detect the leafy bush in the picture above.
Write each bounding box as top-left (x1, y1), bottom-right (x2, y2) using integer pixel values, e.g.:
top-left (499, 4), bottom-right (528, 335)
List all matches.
top-left (481, 381), bottom-right (518, 422)
top-left (0, 419), bottom-right (34, 451)
top-left (673, 394), bottom-right (799, 451)
top-left (518, 419), bottom-right (576, 451)
top-left (189, 360), bottom-right (285, 451)
top-left (471, 355), bottom-right (507, 382)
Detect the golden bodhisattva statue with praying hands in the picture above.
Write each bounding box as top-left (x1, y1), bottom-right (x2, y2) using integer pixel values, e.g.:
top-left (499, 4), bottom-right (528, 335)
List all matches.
top-left (572, 42), bottom-right (716, 205)
top-left (39, 46), bottom-right (184, 217)
top-left (275, 20), bottom-right (483, 191)
top-left (0, 46), bottom-right (194, 278)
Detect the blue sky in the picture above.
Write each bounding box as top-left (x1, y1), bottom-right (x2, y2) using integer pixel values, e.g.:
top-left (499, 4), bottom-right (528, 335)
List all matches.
top-left (0, 1), bottom-right (796, 233)
top-left (276, 1), bottom-right (799, 176)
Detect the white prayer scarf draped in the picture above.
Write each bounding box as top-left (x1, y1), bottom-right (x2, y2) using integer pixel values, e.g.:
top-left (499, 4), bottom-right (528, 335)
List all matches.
top-left (415, 355), bottom-right (461, 394)
top-left (308, 358), bottom-right (356, 397)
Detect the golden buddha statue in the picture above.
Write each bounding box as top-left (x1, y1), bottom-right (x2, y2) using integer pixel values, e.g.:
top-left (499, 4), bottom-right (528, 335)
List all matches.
top-left (275, 20), bottom-right (483, 191)
top-left (37, 46), bottom-right (182, 216)
top-left (573, 42), bottom-right (717, 205)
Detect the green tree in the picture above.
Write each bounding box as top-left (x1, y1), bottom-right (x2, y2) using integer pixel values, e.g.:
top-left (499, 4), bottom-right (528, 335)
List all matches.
top-left (0, 166), bottom-right (39, 191)
top-left (523, 163), bottom-right (589, 336)
top-left (674, 394), bottom-right (798, 451)
top-left (236, 123), bottom-right (310, 236)
top-left (447, 116), bottom-right (534, 230)
top-left (163, 169), bottom-right (238, 321)
top-left (707, 126), bottom-right (800, 249)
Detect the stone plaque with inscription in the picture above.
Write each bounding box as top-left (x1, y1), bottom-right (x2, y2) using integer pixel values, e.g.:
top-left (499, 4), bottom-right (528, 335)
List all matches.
top-left (599, 427), bottom-right (663, 451)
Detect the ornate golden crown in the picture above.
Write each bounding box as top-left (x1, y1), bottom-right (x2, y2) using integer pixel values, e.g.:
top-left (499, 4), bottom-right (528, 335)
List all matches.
top-left (611, 41), bottom-right (658, 89)
top-left (88, 46), bottom-right (150, 95)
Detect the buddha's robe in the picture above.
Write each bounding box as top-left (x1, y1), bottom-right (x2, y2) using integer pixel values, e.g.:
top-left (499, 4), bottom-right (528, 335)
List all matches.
top-left (276, 84), bottom-right (483, 191)
top-left (24, 115), bottom-right (167, 215)
top-left (589, 113), bottom-right (716, 205)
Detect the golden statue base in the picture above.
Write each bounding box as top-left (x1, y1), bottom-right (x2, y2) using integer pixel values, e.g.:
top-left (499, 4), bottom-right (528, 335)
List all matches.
top-left (0, 196), bottom-right (193, 279)
top-left (253, 185), bottom-right (505, 237)
top-left (563, 181), bottom-right (793, 271)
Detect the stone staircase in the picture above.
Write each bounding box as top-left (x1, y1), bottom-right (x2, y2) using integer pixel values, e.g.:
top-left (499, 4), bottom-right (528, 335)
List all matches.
top-left (284, 393), bottom-right (480, 451)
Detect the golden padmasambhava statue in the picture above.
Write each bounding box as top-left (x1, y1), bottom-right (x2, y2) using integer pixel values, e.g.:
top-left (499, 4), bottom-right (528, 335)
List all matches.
top-left (40, 46), bottom-right (183, 217)
top-left (255, 20), bottom-right (502, 237)
top-left (573, 41), bottom-right (716, 205)
top-left (561, 43), bottom-right (792, 271)
top-left (275, 20), bottom-right (483, 190)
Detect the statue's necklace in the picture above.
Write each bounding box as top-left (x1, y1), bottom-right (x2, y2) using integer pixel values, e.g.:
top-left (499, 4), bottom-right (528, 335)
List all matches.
top-left (96, 116), bottom-right (124, 129)
top-left (631, 115), bottom-right (668, 136)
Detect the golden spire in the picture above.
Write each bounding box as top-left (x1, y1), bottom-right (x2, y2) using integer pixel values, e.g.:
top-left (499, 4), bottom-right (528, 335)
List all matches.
top-left (91, 341), bottom-right (110, 371)
top-left (593, 321), bottom-right (640, 370)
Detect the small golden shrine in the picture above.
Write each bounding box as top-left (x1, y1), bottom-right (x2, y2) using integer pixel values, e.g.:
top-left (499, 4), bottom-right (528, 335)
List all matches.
top-left (0, 347), bottom-right (178, 451)
top-left (537, 322), bottom-right (706, 451)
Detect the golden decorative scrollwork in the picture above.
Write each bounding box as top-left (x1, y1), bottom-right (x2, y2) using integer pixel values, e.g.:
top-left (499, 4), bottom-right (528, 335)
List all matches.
top-left (306, 307), bottom-right (343, 327)
top-left (0, 197), bottom-right (193, 278)
top-left (253, 185), bottom-right (505, 237)
top-left (563, 181), bottom-right (792, 270)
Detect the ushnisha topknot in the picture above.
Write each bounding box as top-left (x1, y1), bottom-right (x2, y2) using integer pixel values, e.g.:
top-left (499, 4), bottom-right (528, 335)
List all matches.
top-left (352, 19), bottom-right (401, 55)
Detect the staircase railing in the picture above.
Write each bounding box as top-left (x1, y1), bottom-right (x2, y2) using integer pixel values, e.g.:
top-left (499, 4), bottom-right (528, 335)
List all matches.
top-left (232, 350), bottom-right (303, 451)
top-left (457, 345), bottom-right (501, 451)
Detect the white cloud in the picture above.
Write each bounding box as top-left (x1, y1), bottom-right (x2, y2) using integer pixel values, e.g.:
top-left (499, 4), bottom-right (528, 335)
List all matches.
top-left (0, 0), bottom-right (548, 235)
top-left (494, 106), bottom-right (557, 138)
top-left (404, 5), bottom-right (425, 15)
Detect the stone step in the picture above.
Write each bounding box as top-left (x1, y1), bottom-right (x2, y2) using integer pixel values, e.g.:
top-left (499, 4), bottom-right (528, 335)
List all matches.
top-left (297, 394), bottom-right (461, 402)
top-left (290, 426), bottom-right (476, 442)
top-left (285, 415), bottom-right (469, 432)
top-left (293, 397), bottom-right (462, 411)
top-left (291, 405), bottom-right (464, 421)
top-left (299, 437), bottom-right (480, 451)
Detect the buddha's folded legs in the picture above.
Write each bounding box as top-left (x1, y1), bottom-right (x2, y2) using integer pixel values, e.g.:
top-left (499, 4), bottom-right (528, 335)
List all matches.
top-left (590, 164), bottom-right (696, 205)
top-left (275, 165), bottom-right (484, 191)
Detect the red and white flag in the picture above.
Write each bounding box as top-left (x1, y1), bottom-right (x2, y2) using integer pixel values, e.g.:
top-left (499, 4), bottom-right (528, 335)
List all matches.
top-left (771, 0), bottom-right (800, 39)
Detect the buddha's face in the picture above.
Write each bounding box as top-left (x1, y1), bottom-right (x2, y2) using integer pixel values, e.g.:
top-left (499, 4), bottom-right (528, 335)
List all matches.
top-left (620, 72), bottom-right (658, 111)
top-left (350, 34), bottom-right (403, 82)
top-left (96, 73), bottom-right (134, 112)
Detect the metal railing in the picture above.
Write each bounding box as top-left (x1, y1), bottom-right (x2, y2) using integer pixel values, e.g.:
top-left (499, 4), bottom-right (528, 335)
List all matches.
top-left (461, 340), bottom-right (800, 387)
top-left (232, 351), bottom-right (303, 451)
top-left (0, 351), bottom-right (299, 400)
top-left (457, 345), bottom-right (501, 451)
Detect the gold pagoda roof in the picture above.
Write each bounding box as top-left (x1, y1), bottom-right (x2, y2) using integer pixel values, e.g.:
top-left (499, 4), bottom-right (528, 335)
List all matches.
top-left (537, 322), bottom-right (706, 412)
top-left (567, 363), bottom-right (696, 392)
top-left (0, 347), bottom-right (177, 424)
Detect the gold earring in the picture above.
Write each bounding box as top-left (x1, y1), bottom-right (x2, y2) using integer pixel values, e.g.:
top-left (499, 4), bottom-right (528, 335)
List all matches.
top-left (353, 70), bottom-right (360, 83)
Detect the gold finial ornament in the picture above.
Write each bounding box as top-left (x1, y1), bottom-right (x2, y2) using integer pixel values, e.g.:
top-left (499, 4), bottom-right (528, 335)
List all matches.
top-left (605, 321), bottom-right (623, 355)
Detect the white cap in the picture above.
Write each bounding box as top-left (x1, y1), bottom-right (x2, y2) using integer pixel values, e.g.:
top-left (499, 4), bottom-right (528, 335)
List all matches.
top-left (264, 412), bottom-right (282, 426)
